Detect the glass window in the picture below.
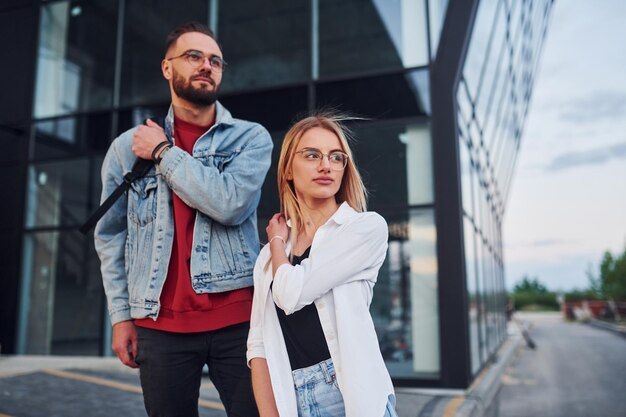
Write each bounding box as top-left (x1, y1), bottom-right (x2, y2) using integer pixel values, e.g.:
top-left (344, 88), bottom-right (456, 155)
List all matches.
top-left (120, 0), bottom-right (209, 107)
top-left (318, 0), bottom-right (428, 78)
top-left (0, 124), bottom-right (28, 164)
top-left (428, 0), bottom-right (450, 59)
top-left (218, 0), bottom-right (309, 92)
top-left (34, 0), bottom-right (118, 118)
top-left (220, 86), bottom-right (308, 132)
top-left (25, 158), bottom-right (90, 229)
top-left (351, 122), bottom-right (432, 211)
top-left (372, 208), bottom-right (439, 378)
top-left (464, 216), bottom-right (481, 374)
top-left (33, 113), bottom-right (112, 159)
top-left (475, 3), bottom-right (506, 127)
top-left (459, 141), bottom-right (473, 219)
top-left (462, 0), bottom-right (499, 99)
top-left (316, 73), bottom-right (427, 120)
top-left (18, 230), bottom-right (104, 355)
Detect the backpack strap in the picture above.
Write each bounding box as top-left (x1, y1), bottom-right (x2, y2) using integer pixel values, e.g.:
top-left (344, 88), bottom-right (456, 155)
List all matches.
top-left (79, 157), bottom-right (153, 234)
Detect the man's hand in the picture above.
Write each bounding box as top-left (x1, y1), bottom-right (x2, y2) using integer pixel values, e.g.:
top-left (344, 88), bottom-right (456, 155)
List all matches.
top-left (112, 320), bottom-right (139, 368)
top-left (132, 118), bottom-right (167, 160)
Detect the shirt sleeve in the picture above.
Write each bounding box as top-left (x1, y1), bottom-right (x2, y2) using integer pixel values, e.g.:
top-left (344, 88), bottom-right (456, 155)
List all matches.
top-left (272, 213), bottom-right (389, 315)
top-left (94, 138), bottom-right (132, 324)
top-left (157, 124), bottom-right (273, 226)
top-left (247, 246), bottom-right (271, 366)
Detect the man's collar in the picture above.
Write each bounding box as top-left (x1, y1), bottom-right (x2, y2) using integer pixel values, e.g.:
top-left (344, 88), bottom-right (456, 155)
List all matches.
top-left (165, 100), bottom-right (235, 129)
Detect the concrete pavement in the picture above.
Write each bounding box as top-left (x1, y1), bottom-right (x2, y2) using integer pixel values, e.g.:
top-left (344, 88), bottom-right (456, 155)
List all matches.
top-left (0, 331), bottom-right (525, 417)
top-left (500, 312), bottom-right (626, 417)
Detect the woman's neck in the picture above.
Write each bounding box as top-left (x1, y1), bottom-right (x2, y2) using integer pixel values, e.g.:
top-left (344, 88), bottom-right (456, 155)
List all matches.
top-left (298, 200), bottom-right (340, 237)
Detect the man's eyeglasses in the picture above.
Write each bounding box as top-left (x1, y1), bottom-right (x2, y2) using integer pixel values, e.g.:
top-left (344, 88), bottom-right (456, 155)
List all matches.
top-left (167, 50), bottom-right (227, 72)
top-left (295, 148), bottom-right (349, 171)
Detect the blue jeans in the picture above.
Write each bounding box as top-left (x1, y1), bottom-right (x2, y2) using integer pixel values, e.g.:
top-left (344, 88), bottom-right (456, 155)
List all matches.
top-left (292, 358), bottom-right (398, 417)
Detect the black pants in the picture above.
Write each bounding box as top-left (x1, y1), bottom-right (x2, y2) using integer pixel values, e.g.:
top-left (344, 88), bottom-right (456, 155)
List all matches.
top-left (135, 322), bottom-right (259, 417)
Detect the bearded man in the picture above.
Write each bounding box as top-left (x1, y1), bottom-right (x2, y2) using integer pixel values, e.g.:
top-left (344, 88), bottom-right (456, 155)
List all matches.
top-left (94, 21), bottom-right (271, 417)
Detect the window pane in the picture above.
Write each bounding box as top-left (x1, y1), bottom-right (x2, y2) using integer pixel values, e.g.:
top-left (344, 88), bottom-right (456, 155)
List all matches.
top-left (428, 0), bottom-right (449, 59)
top-left (351, 122), bottom-right (432, 211)
top-left (120, 0), bottom-right (209, 107)
top-left (18, 230), bottom-right (104, 355)
top-left (218, 0), bottom-right (309, 92)
top-left (34, 0), bottom-right (117, 118)
top-left (372, 208), bottom-right (439, 378)
top-left (318, 0), bottom-right (428, 77)
top-left (25, 158), bottom-right (90, 228)
top-left (316, 73), bottom-right (427, 120)
top-left (33, 113), bottom-right (112, 159)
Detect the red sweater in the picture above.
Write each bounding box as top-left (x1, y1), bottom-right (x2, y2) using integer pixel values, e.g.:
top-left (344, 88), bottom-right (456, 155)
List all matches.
top-left (135, 116), bottom-right (253, 332)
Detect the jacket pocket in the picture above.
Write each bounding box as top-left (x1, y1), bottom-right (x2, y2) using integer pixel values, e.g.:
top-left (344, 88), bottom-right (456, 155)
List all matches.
top-left (201, 150), bottom-right (240, 172)
top-left (197, 222), bottom-right (253, 278)
top-left (128, 176), bottom-right (158, 225)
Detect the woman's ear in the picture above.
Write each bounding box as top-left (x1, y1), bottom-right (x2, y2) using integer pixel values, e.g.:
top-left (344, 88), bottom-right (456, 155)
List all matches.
top-left (286, 170), bottom-right (293, 180)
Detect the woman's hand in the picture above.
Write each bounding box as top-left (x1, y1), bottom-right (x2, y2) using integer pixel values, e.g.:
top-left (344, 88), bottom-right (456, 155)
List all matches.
top-left (266, 213), bottom-right (288, 244)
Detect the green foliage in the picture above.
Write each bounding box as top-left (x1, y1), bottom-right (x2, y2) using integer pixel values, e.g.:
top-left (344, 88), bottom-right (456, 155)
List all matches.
top-left (511, 275), bottom-right (558, 310)
top-left (512, 291), bottom-right (559, 311)
top-left (599, 250), bottom-right (626, 300)
top-left (513, 276), bottom-right (548, 294)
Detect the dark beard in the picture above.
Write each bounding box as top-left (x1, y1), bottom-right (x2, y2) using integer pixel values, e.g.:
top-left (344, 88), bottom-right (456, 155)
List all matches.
top-left (172, 71), bottom-right (219, 106)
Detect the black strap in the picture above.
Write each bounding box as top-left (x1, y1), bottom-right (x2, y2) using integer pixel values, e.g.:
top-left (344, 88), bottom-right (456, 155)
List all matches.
top-left (80, 157), bottom-right (154, 234)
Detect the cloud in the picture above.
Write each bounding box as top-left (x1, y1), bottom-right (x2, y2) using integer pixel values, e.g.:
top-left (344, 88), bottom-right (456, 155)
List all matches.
top-left (506, 239), bottom-right (576, 249)
top-left (559, 92), bottom-right (626, 124)
top-left (546, 141), bottom-right (626, 171)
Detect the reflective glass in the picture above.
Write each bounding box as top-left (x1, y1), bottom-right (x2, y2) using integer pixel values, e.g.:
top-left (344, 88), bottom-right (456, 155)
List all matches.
top-left (18, 230), bottom-right (104, 355)
top-left (120, 0), bottom-right (209, 107)
top-left (318, 0), bottom-right (428, 77)
top-left (464, 216), bottom-right (482, 373)
top-left (428, 0), bottom-right (450, 59)
top-left (463, 0), bottom-right (499, 98)
top-left (0, 124), bottom-right (28, 164)
top-left (33, 113), bottom-right (111, 159)
top-left (459, 140), bottom-right (473, 219)
top-left (316, 73), bottom-right (427, 120)
top-left (218, 0), bottom-right (308, 92)
top-left (34, 0), bottom-right (117, 118)
top-left (25, 158), bottom-right (90, 228)
top-left (351, 122), bottom-right (432, 211)
top-left (372, 208), bottom-right (439, 378)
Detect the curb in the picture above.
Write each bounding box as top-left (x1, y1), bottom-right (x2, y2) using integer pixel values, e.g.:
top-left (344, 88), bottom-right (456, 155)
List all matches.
top-left (394, 333), bottom-right (524, 417)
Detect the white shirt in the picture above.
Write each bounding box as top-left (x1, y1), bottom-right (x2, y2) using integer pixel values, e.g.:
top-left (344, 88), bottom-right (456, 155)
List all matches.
top-left (247, 202), bottom-right (395, 417)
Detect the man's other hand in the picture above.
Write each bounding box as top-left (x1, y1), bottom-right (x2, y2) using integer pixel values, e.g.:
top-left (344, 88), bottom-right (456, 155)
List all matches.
top-left (112, 320), bottom-right (139, 368)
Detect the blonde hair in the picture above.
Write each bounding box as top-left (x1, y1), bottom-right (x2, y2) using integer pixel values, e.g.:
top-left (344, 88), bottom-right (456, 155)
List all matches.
top-left (277, 111), bottom-right (368, 249)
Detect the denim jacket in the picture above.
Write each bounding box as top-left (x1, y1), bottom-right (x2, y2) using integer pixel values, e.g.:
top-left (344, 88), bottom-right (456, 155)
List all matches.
top-left (94, 102), bottom-right (273, 325)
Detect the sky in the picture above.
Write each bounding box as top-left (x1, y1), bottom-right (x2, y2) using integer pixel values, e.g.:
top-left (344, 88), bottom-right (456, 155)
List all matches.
top-left (503, 0), bottom-right (626, 291)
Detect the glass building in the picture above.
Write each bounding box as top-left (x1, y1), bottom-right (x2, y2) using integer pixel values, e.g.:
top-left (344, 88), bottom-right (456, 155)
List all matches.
top-left (0, 0), bottom-right (552, 389)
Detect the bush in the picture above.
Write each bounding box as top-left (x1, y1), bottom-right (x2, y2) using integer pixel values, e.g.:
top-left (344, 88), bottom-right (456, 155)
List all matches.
top-left (512, 291), bottom-right (559, 311)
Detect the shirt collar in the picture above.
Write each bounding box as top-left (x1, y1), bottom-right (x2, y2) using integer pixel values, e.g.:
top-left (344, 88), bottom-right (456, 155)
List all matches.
top-left (285, 201), bottom-right (357, 228)
top-left (165, 100), bottom-right (235, 132)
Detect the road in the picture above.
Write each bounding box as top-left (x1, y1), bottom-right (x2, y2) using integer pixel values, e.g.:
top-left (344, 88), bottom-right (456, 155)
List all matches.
top-left (500, 312), bottom-right (626, 417)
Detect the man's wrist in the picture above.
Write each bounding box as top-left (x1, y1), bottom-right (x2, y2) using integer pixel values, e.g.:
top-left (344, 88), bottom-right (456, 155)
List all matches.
top-left (151, 140), bottom-right (171, 163)
top-left (155, 144), bottom-right (172, 164)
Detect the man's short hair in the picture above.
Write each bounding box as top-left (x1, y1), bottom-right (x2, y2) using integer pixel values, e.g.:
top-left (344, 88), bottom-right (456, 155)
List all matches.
top-left (165, 21), bottom-right (221, 55)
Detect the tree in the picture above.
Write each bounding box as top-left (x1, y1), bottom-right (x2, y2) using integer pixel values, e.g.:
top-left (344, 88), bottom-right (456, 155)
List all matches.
top-left (597, 248), bottom-right (626, 300)
top-left (513, 276), bottom-right (548, 294)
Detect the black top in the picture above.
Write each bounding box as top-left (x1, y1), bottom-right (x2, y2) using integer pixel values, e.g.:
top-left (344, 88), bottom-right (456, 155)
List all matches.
top-left (272, 246), bottom-right (331, 370)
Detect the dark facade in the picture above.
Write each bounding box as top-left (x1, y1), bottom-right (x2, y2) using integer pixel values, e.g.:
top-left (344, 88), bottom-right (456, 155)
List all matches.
top-left (0, 0), bottom-right (552, 389)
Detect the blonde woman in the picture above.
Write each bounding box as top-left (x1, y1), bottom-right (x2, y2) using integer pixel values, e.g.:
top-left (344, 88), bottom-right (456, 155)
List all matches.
top-left (247, 113), bottom-right (397, 417)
